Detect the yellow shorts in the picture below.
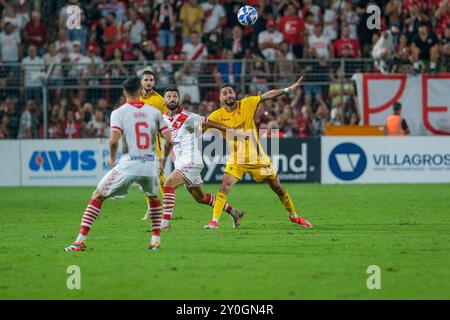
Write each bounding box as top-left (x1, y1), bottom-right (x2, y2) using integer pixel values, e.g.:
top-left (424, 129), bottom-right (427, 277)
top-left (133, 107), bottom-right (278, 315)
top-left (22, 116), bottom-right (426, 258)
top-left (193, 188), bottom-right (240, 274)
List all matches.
top-left (225, 163), bottom-right (277, 182)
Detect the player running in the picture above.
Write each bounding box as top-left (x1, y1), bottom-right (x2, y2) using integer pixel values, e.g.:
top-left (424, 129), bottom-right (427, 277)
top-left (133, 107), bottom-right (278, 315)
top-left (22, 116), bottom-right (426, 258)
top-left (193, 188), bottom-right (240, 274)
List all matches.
top-left (204, 76), bottom-right (313, 230)
top-left (64, 76), bottom-right (173, 252)
top-left (143, 87), bottom-right (245, 230)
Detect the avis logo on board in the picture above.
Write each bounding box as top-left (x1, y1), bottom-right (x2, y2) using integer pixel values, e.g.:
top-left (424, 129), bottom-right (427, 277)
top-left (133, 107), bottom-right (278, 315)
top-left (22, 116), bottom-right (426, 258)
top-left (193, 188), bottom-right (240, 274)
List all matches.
top-left (29, 151), bottom-right (96, 171)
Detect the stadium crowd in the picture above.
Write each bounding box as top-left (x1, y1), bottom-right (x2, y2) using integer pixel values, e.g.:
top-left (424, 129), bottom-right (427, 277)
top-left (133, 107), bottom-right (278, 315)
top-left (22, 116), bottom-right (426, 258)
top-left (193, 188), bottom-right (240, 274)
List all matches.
top-left (0, 0), bottom-right (449, 139)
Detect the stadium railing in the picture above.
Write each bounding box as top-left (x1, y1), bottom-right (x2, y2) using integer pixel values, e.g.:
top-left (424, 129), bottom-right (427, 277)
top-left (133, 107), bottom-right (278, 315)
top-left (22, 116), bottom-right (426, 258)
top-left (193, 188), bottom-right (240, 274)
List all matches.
top-left (0, 58), bottom-right (377, 138)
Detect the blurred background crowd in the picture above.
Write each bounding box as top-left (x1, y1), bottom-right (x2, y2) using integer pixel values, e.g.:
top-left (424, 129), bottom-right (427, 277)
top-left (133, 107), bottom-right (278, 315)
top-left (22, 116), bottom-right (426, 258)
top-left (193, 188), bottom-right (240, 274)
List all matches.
top-left (0, 0), bottom-right (449, 139)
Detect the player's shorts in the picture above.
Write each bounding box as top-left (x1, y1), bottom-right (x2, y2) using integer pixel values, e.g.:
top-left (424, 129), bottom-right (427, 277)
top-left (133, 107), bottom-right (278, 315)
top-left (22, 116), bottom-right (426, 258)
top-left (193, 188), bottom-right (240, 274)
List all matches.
top-left (175, 165), bottom-right (203, 188)
top-left (225, 162), bottom-right (277, 182)
top-left (96, 168), bottom-right (160, 199)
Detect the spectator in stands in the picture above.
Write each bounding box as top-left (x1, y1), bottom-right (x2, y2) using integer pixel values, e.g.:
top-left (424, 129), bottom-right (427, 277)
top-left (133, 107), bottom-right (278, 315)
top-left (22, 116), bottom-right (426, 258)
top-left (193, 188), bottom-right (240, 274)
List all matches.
top-left (21, 45), bottom-right (44, 104)
top-left (59, 0), bottom-right (84, 29)
top-left (0, 97), bottom-right (19, 139)
top-left (440, 23), bottom-right (450, 70)
top-left (435, 0), bottom-right (450, 37)
top-left (335, 24), bottom-right (361, 58)
top-left (403, 2), bottom-right (430, 37)
top-left (330, 102), bottom-right (344, 126)
top-left (23, 11), bottom-right (48, 56)
top-left (384, 0), bottom-right (402, 28)
top-left (55, 29), bottom-right (72, 62)
top-left (68, 41), bottom-right (86, 78)
top-left (301, 0), bottom-right (321, 23)
top-left (0, 114), bottom-right (9, 139)
top-left (216, 48), bottom-right (241, 85)
top-left (249, 51), bottom-right (270, 94)
top-left (304, 11), bottom-right (315, 37)
top-left (201, 0), bottom-right (226, 38)
top-left (298, 105), bottom-right (313, 138)
top-left (372, 26), bottom-right (399, 74)
top-left (312, 97), bottom-right (329, 136)
top-left (356, 1), bottom-right (377, 57)
top-left (276, 43), bottom-right (296, 83)
top-left (175, 61), bottom-right (200, 104)
top-left (224, 26), bottom-right (249, 59)
top-left (17, 99), bottom-right (38, 139)
top-left (203, 71), bottom-right (223, 102)
top-left (223, 0), bottom-right (246, 29)
top-left (323, 0), bottom-right (338, 41)
top-left (102, 12), bottom-right (120, 58)
top-left (182, 32), bottom-right (209, 63)
top-left (410, 22), bottom-right (440, 73)
top-left (154, 0), bottom-right (176, 53)
top-left (302, 47), bottom-right (329, 105)
top-left (385, 102), bottom-right (410, 136)
top-left (125, 8), bottom-right (146, 48)
top-left (108, 48), bottom-right (129, 77)
top-left (278, 4), bottom-right (305, 58)
top-left (342, 0), bottom-right (359, 40)
top-left (85, 109), bottom-right (109, 138)
top-left (61, 109), bottom-right (83, 139)
top-left (308, 23), bottom-right (334, 59)
top-left (179, 0), bottom-right (204, 44)
top-left (258, 19), bottom-right (284, 61)
top-left (2, 4), bottom-right (26, 41)
top-left (152, 50), bottom-right (173, 86)
top-left (99, 0), bottom-right (127, 25)
top-left (47, 106), bottom-right (62, 139)
top-left (43, 43), bottom-right (63, 100)
top-left (0, 22), bottom-right (21, 64)
top-left (68, 13), bottom-right (89, 54)
top-left (392, 34), bottom-right (414, 73)
top-left (343, 99), bottom-right (359, 125)
top-left (328, 67), bottom-right (355, 109)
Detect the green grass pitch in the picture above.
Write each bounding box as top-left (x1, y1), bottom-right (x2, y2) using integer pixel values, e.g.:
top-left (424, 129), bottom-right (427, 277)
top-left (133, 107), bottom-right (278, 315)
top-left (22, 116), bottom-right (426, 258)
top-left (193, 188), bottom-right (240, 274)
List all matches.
top-left (1, 183), bottom-right (450, 299)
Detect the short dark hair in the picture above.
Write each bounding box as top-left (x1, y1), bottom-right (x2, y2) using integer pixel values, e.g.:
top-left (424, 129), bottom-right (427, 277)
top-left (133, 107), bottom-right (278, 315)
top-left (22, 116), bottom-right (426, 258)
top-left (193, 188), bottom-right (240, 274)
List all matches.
top-left (163, 87), bottom-right (180, 96)
top-left (393, 102), bottom-right (402, 112)
top-left (141, 70), bottom-right (156, 78)
top-left (219, 84), bottom-right (234, 92)
top-left (123, 76), bottom-right (141, 96)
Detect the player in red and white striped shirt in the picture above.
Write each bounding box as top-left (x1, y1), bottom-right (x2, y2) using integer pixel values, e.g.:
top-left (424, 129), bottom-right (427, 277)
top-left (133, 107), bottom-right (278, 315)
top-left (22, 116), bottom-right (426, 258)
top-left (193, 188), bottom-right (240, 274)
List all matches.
top-left (64, 76), bottom-right (173, 252)
top-left (144, 87), bottom-right (244, 230)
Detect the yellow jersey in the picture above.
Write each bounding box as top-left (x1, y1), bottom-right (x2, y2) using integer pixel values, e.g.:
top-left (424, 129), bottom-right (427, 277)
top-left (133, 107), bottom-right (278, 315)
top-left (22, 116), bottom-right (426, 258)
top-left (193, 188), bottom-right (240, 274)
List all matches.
top-left (208, 96), bottom-right (271, 166)
top-left (140, 90), bottom-right (167, 114)
top-left (140, 91), bottom-right (167, 158)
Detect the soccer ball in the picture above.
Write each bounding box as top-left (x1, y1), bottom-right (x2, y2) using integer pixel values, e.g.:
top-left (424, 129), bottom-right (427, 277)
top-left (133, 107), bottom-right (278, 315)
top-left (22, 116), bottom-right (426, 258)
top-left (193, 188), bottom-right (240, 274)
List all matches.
top-left (237, 5), bottom-right (258, 26)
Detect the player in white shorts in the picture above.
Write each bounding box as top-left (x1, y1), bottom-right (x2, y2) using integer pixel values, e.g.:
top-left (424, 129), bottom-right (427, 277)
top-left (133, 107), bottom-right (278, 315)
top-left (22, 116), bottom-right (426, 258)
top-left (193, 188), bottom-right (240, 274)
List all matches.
top-left (64, 76), bottom-right (173, 252)
top-left (142, 87), bottom-right (245, 230)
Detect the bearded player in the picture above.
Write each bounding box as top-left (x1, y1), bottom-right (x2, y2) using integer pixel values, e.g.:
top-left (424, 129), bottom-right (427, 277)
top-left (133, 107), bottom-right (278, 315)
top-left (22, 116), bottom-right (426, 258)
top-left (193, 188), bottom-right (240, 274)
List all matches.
top-left (143, 87), bottom-right (245, 229)
top-left (204, 76), bottom-right (313, 230)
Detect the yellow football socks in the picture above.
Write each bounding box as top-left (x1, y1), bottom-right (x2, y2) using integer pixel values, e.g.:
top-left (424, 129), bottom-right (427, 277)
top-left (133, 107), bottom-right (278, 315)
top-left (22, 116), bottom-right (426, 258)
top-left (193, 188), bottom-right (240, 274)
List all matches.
top-left (159, 174), bottom-right (166, 196)
top-left (278, 191), bottom-right (296, 215)
top-left (212, 192), bottom-right (227, 221)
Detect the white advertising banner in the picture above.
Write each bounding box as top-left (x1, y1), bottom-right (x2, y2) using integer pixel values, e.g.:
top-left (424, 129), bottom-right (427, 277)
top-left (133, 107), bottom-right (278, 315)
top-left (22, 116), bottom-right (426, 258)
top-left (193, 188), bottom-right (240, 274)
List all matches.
top-left (322, 137), bottom-right (450, 184)
top-left (352, 73), bottom-right (450, 136)
top-left (21, 139), bottom-right (114, 186)
top-left (0, 140), bottom-right (21, 186)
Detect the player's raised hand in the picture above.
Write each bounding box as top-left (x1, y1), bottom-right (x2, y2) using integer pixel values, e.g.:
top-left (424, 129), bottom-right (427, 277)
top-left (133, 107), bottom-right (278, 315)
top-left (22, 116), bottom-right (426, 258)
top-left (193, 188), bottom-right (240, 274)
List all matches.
top-left (287, 75), bottom-right (304, 92)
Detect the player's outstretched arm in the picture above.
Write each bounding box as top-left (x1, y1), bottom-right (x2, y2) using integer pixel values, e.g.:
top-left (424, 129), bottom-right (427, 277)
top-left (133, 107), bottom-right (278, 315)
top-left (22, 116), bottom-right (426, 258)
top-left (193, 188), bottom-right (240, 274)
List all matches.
top-left (109, 130), bottom-right (121, 168)
top-left (203, 119), bottom-right (232, 133)
top-left (259, 75), bottom-right (304, 103)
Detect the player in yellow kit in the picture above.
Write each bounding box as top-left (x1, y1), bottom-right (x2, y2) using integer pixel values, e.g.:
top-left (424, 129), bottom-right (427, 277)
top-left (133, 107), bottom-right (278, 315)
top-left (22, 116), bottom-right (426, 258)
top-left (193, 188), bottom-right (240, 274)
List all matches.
top-left (140, 70), bottom-right (167, 216)
top-left (204, 75), bottom-right (312, 229)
